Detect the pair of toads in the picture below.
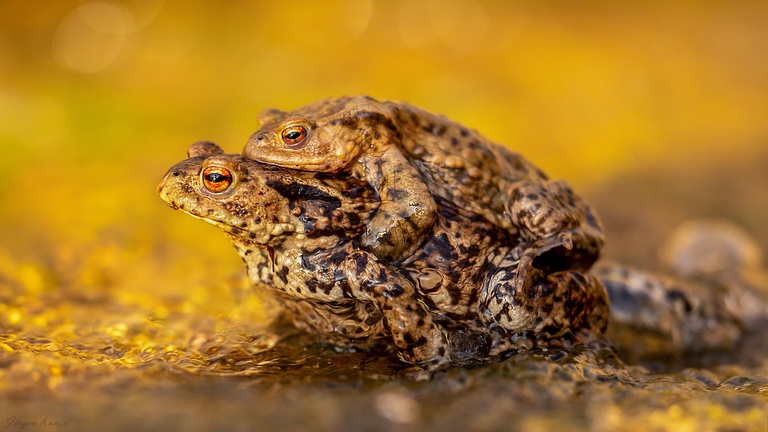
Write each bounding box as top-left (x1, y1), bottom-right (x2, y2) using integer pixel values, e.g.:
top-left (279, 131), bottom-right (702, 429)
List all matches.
top-left (158, 96), bottom-right (762, 368)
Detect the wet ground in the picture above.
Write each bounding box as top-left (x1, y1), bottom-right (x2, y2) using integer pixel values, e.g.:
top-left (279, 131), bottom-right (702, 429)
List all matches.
top-left (2, 147), bottom-right (767, 432)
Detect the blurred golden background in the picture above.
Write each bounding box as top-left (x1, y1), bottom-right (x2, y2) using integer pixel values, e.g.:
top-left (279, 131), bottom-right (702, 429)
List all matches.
top-left (1, 1), bottom-right (768, 428)
top-left (3, 0), bottom-right (767, 261)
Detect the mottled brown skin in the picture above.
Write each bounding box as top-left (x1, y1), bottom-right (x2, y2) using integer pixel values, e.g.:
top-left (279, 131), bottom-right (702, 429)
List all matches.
top-left (243, 96), bottom-right (604, 289)
top-left (158, 143), bottom-right (610, 367)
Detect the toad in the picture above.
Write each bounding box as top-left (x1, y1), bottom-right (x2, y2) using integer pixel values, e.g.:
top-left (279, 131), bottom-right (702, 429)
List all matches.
top-left (242, 96), bottom-right (603, 291)
top-left (158, 142), bottom-right (610, 367)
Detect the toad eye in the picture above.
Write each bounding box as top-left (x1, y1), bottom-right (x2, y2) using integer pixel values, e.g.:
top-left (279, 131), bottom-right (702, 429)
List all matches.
top-left (202, 166), bottom-right (233, 193)
top-left (280, 125), bottom-right (308, 148)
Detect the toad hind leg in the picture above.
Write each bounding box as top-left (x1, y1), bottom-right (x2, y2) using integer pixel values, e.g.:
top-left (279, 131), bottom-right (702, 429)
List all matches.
top-left (504, 179), bottom-right (604, 293)
top-left (480, 263), bottom-right (609, 349)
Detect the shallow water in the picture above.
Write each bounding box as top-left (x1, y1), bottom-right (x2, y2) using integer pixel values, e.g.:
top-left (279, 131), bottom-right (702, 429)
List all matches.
top-left (2, 330), bottom-right (766, 432)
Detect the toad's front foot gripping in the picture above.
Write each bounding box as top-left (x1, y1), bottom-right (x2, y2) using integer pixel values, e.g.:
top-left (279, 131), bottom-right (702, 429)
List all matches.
top-left (360, 147), bottom-right (437, 262)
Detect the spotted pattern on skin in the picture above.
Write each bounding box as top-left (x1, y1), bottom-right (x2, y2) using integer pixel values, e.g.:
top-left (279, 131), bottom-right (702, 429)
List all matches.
top-left (162, 125), bottom-right (767, 368)
top-left (158, 144), bottom-right (610, 367)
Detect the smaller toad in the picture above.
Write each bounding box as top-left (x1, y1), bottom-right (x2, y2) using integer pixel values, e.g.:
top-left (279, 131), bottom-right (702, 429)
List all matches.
top-left (243, 96), bottom-right (603, 278)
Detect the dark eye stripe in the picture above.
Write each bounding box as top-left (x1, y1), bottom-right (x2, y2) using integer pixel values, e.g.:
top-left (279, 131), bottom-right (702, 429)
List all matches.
top-left (205, 172), bottom-right (228, 183)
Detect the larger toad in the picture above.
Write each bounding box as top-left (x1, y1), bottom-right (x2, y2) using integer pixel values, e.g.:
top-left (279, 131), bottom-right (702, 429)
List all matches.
top-left (158, 142), bottom-right (610, 367)
top-left (243, 96), bottom-right (603, 288)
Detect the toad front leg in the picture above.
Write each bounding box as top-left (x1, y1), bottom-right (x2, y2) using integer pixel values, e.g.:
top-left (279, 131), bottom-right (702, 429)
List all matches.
top-left (358, 147), bottom-right (437, 262)
top-left (284, 245), bottom-right (451, 367)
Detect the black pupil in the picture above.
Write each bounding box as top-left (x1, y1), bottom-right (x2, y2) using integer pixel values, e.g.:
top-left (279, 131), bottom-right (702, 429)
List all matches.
top-left (205, 172), bottom-right (228, 183)
top-left (286, 130), bottom-right (302, 140)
